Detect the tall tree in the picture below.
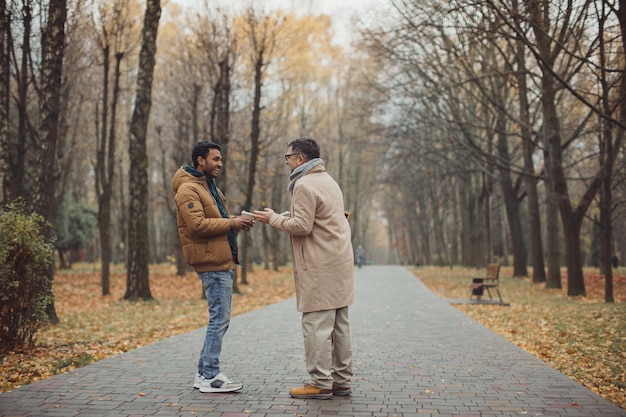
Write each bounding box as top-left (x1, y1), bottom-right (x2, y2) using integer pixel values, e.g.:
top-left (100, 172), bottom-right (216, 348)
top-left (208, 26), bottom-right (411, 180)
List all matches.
top-left (32, 0), bottom-right (68, 323)
top-left (600, 0), bottom-right (626, 302)
top-left (0, 0), bottom-right (7, 203)
top-left (439, 13), bottom-right (529, 275)
top-left (93, 0), bottom-right (138, 296)
top-left (125, 0), bottom-right (160, 300)
top-left (14, 0), bottom-right (31, 202)
top-left (524, 0), bottom-right (605, 296)
top-left (239, 9), bottom-right (284, 285)
top-left (203, 11), bottom-right (236, 193)
top-left (511, 0), bottom-right (546, 283)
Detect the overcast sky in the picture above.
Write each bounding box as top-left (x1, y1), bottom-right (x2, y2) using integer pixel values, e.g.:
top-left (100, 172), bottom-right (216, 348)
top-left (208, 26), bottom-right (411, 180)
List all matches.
top-left (169, 0), bottom-right (389, 48)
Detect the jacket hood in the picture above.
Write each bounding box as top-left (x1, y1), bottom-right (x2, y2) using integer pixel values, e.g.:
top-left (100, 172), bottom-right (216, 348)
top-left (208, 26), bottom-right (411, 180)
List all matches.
top-left (172, 165), bottom-right (205, 193)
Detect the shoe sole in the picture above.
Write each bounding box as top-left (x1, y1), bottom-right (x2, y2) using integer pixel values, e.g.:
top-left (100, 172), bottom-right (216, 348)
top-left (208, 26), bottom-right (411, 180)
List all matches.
top-left (333, 390), bottom-right (352, 396)
top-left (289, 393), bottom-right (333, 399)
top-left (199, 385), bottom-right (243, 393)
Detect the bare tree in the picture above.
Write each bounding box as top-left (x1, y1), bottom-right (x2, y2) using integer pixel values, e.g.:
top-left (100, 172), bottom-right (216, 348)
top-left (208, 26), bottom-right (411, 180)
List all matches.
top-left (239, 8), bottom-right (285, 284)
top-left (599, 0), bottom-right (626, 302)
top-left (204, 11), bottom-right (236, 193)
top-left (93, 0), bottom-right (138, 295)
top-left (125, 0), bottom-right (160, 300)
top-left (517, 0), bottom-right (620, 296)
top-left (32, 0), bottom-right (68, 323)
top-left (511, 0), bottom-right (546, 283)
top-left (0, 0), bottom-right (7, 203)
top-left (14, 0), bottom-right (32, 201)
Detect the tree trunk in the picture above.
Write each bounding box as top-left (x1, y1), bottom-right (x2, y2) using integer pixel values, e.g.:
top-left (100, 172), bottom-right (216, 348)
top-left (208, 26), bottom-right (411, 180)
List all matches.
top-left (482, 174), bottom-right (493, 266)
top-left (98, 51), bottom-right (123, 296)
top-left (513, 0), bottom-right (545, 283)
top-left (15, 0), bottom-right (31, 201)
top-left (450, 177), bottom-right (460, 265)
top-left (525, 0), bottom-right (564, 289)
top-left (261, 224), bottom-right (270, 270)
top-left (543, 74), bottom-right (589, 296)
top-left (241, 45), bottom-right (264, 285)
top-left (96, 45), bottom-right (110, 294)
top-left (600, 158), bottom-right (614, 302)
top-left (99, 196), bottom-right (112, 295)
top-left (34, 0), bottom-right (67, 324)
top-left (170, 119), bottom-right (187, 275)
top-left (459, 174), bottom-right (472, 265)
top-left (495, 106), bottom-right (528, 277)
top-left (118, 171), bottom-right (127, 266)
top-left (561, 214), bottom-right (586, 296)
top-left (544, 169), bottom-right (562, 288)
top-left (404, 191), bottom-right (420, 265)
top-left (428, 182), bottom-right (446, 266)
top-left (125, 0), bottom-right (161, 301)
top-left (604, 0), bottom-right (626, 302)
top-left (190, 83), bottom-right (199, 144)
top-left (524, 148), bottom-right (546, 283)
top-left (541, 85), bottom-right (563, 289)
top-left (216, 58), bottom-right (231, 193)
top-left (0, 0), bottom-right (8, 203)
top-left (269, 166), bottom-right (285, 271)
top-left (417, 192), bottom-right (431, 265)
top-left (461, 171), bottom-right (487, 267)
top-left (527, 0), bottom-right (607, 296)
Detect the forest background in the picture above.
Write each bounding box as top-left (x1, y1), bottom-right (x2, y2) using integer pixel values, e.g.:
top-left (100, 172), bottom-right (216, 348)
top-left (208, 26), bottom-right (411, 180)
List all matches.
top-left (1, 0), bottom-right (626, 393)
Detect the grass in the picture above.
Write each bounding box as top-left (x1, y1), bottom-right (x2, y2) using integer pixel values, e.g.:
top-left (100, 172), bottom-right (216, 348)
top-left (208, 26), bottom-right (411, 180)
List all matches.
top-left (412, 265), bottom-right (626, 410)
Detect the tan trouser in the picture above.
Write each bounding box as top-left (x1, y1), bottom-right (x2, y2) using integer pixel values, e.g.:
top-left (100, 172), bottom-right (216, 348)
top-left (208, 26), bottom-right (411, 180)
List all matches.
top-left (301, 306), bottom-right (353, 390)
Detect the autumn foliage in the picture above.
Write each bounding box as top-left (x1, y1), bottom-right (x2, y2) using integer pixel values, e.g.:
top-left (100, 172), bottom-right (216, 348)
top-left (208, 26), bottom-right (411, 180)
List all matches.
top-left (413, 265), bottom-right (626, 411)
top-left (0, 263), bottom-right (295, 393)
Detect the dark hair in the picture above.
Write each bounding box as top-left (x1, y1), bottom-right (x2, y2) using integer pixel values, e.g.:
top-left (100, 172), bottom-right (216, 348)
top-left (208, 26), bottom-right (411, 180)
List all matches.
top-left (191, 141), bottom-right (221, 168)
top-left (288, 137), bottom-right (320, 161)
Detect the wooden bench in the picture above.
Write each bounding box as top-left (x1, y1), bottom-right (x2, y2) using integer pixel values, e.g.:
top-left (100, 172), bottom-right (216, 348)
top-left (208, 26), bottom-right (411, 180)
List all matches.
top-left (469, 263), bottom-right (503, 303)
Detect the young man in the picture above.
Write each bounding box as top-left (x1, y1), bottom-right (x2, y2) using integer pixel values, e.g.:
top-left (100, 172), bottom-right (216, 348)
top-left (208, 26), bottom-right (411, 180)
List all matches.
top-left (254, 137), bottom-right (355, 399)
top-left (172, 141), bottom-right (254, 393)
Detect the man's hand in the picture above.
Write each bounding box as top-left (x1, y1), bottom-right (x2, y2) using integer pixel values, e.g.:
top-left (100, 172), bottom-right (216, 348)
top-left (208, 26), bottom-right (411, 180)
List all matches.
top-left (232, 216), bottom-right (255, 231)
top-left (253, 208), bottom-right (275, 224)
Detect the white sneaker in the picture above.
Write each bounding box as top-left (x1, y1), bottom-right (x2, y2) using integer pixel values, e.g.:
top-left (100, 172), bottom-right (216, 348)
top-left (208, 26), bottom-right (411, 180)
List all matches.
top-left (193, 373), bottom-right (202, 389)
top-left (199, 373), bottom-right (243, 393)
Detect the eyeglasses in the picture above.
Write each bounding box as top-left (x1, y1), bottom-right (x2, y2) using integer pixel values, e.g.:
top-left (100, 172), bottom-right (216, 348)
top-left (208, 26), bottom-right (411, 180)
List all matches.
top-left (284, 153), bottom-right (299, 160)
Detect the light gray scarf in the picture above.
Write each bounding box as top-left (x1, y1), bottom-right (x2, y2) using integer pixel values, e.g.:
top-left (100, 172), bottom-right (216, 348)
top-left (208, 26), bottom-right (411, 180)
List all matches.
top-left (288, 158), bottom-right (324, 194)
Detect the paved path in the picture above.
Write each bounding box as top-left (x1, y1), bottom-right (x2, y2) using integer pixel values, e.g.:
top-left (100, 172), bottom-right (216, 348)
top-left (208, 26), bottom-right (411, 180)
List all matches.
top-left (1, 265), bottom-right (624, 417)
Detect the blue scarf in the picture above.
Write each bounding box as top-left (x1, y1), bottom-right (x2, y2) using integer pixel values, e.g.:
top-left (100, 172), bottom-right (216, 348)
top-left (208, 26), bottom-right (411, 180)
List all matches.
top-left (184, 165), bottom-right (239, 264)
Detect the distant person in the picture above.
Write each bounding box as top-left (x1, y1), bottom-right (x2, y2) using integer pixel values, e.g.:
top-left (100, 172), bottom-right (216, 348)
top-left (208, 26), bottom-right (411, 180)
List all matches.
top-left (254, 137), bottom-right (354, 399)
top-left (612, 254), bottom-right (619, 269)
top-left (356, 245), bottom-right (364, 268)
top-left (172, 141), bottom-right (254, 393)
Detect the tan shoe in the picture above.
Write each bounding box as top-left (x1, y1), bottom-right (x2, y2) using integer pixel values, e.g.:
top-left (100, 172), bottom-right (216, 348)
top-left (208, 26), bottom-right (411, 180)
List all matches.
top-left (289, 384), bottom-right (333, 399)
top-left (332, 384), bottom-right (352, 396)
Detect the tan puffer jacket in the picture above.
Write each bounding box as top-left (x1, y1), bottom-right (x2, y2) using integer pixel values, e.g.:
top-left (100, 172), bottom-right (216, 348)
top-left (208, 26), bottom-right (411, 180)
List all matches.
top-left (172, 166), bottom-right (236, 272)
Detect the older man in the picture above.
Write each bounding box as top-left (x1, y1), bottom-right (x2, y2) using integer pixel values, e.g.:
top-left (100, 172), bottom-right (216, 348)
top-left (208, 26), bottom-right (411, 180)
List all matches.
top-left (254, 137), bottom-right (354, 399)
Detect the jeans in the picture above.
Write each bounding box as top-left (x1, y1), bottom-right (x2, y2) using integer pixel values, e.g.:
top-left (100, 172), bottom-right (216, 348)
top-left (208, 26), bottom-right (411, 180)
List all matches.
top-left (197, 269), bottom-right (234, 379)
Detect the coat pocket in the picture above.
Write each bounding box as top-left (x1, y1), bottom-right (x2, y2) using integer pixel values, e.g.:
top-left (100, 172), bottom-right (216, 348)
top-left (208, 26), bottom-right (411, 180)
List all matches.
top-left (298, 244), bottom-right (308, 271)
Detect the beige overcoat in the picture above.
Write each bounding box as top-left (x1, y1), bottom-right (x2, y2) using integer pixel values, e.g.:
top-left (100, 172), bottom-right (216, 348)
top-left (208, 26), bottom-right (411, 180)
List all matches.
top-left (269, 164), bottom-right (355, 313)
